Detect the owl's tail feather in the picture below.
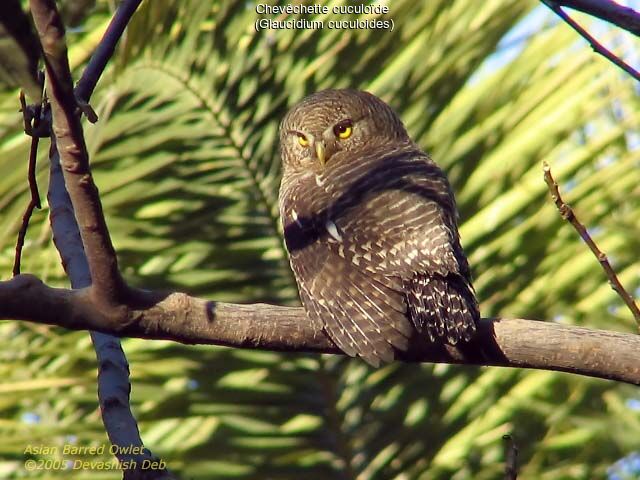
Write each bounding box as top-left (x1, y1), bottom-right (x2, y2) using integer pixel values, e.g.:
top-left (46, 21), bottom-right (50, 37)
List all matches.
top-left (405, 273), bottom-right (479, 345)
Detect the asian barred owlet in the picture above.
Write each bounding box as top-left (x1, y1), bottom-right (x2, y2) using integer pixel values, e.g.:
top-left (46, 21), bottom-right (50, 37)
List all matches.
top-left (278, 89), bottom-right (479, 366)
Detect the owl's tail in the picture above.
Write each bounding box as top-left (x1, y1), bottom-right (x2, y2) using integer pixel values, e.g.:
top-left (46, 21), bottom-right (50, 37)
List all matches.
top-left (405, 273), bottom-right (479, 345)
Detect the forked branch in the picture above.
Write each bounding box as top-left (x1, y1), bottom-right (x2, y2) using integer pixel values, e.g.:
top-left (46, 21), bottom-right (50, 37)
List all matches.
top-left (26, 0), bottom-right (171, 478)
top-left (30, 0), bottom-right (127, 305)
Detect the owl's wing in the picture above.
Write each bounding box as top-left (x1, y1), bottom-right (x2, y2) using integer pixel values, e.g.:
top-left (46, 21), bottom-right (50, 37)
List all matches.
top-left (322, 147), bottom-right (479, 345)
top-left (287, 232), bottom-right (413, 366)
top-left (281, 172), bottom-right (413, 366)
top-left (322, 148), bottom-right (467, 278)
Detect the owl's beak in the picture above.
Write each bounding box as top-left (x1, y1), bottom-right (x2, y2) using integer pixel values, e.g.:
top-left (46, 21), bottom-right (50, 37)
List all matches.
top-left (315, 141), bottom-right (326, 167)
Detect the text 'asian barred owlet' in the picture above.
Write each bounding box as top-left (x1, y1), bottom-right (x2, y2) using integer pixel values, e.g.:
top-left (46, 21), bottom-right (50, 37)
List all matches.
top-left (278, 89), bottom-right (480, 366)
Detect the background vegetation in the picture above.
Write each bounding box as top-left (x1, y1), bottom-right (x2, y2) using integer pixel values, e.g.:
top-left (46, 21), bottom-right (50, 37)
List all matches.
top-left (1, 0), bottom-right (639, 478)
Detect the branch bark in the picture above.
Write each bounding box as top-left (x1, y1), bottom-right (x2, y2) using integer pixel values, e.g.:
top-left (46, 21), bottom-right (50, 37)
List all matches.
top-left (2, 274), bottom-right (640, 385)
top-left (30, 0), bottom-right (125, 306)
top-left (48, 146), bottom-right (170, 478)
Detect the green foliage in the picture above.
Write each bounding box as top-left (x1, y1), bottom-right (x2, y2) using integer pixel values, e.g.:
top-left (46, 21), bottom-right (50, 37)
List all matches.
top-left (0, 1), bottom-right (639, 479)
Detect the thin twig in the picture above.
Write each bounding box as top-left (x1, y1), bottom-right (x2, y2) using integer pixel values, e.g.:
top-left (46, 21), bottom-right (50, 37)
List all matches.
top-left (542, 0), bottom-right (640, 82)
top-left (19, 90), bottom-right (33, 134)
top-left (543, 162), bottom-right (640, 327)
top-left (13, 144), bottom-right (40, 276)
top-left (558, 0), bottom-right (640, 36)
top-left (14, 89), bottom-right (44, 276)
top-left (503, 435), bottom-right (518, 480)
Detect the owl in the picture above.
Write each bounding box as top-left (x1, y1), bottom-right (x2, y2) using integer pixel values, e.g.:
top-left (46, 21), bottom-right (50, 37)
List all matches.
top-left (278, 89), bottom-right (479, 366)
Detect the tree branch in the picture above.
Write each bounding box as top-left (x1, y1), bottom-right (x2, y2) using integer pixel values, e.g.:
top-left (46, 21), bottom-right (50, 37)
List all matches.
top-left (30, 0), bottom-right (125, 306)
top-left (48, 145), bottom-right (171, 478)
top-left (556, 0), bottom-right (640, 36)
top-left (27, 1), bottom-right (170, 478)
top-left (543, 0), bottom-right (640, 82)
top-left (543, 162), bottom-right (640, 326)
top-left (2, 275), bottom-right (640, 385)
top-left (13, 91), bottom-right (43, 276)
top-left (74, 0), bottom-right (142, 102)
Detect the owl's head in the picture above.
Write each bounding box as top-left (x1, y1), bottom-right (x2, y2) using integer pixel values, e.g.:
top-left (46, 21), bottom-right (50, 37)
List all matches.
top-left (279, 89), bottom-right (410, 172)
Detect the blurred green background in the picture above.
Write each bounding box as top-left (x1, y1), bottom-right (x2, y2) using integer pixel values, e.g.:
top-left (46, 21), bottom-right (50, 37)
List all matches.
top-left (1, 0), bottom-right (639, 478)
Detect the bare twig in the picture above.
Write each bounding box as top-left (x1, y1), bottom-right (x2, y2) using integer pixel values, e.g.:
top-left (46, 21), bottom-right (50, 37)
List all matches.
top-left (503, 435), bottom-right (518, 480)
top-left (542, 0), bottom-right (640, 82)
top-left (543, 162), bottom-right (640, 326)
top-left (13, 149), bottom-right (40, 276)
top-left (2, 275), bottom-right (640, 385)
top-left (557, 0), bottom-right (640, 36)
top-left (13, 91), bottom-right (43, 276)
top-left (25, 110), bottom-right (42, 210)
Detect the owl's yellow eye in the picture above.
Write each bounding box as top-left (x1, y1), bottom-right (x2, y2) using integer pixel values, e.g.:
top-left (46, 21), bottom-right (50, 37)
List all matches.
top-left (333, 120), bottom-right (353, 140)
top-left (297, 134), bottom-right (309, 147)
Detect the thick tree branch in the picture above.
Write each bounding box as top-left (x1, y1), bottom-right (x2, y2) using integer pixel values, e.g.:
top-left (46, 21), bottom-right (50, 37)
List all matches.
top-left (27, 1), bottom-right (169, 478)
top-left (49, 145), bottom-right (171, 479)
top-left (30, 0), bottom-right (125, 306)
top-left (2, 275), bottom-right (640, 386)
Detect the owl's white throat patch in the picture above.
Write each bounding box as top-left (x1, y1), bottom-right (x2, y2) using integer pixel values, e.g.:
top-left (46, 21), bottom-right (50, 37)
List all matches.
top-left (291, 209), bottom-right (303, 228)
top-left (325, 220), bottom-right (343, 242)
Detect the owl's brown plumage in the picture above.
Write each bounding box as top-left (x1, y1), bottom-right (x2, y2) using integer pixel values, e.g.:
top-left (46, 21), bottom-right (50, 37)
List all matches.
top-left (278, 89), bottom-right (479, 366)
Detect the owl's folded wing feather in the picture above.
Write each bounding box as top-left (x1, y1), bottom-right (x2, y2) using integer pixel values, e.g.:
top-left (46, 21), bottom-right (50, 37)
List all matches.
top-left (323, 148), bottom-right (469, 279)
top-left (321, 148), bottom-right (479, 344)
top-left (288, 235), bottom-right (413, 366)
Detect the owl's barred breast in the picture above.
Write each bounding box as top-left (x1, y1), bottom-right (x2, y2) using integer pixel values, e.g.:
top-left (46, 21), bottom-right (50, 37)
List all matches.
top-left (278, 89), bottom-right (479, 365)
